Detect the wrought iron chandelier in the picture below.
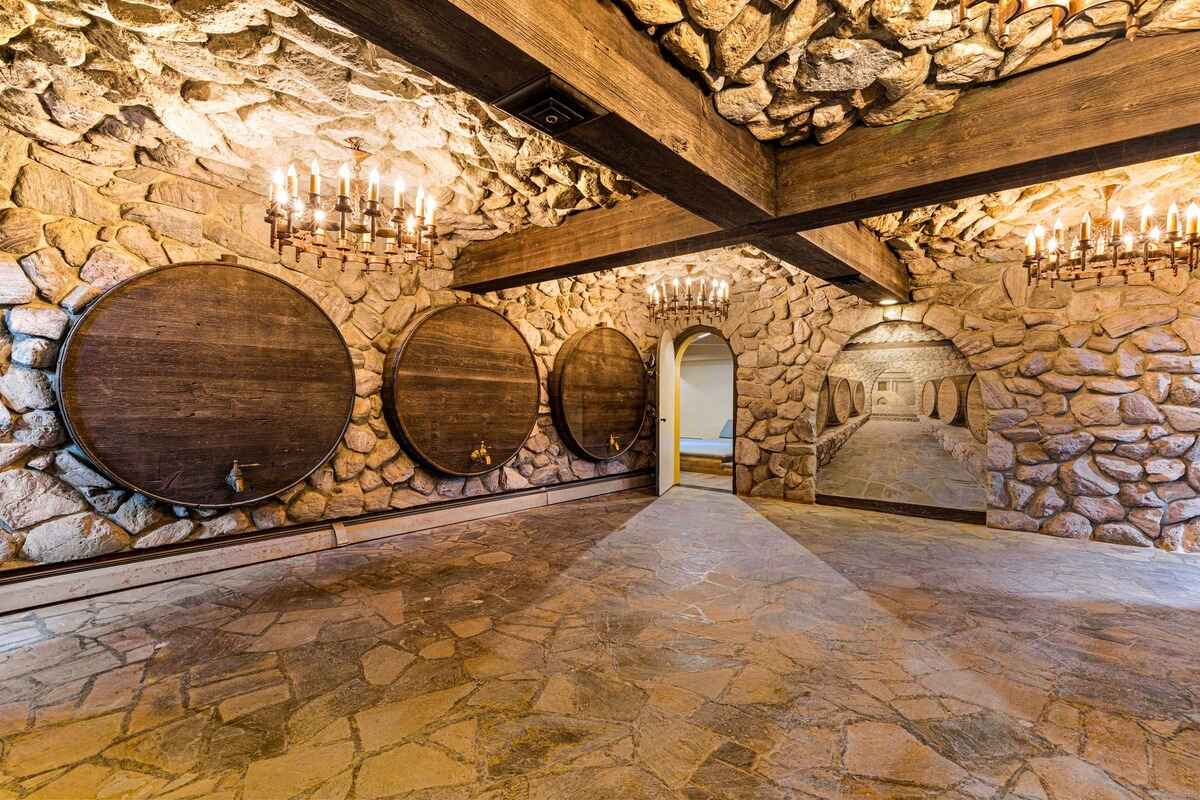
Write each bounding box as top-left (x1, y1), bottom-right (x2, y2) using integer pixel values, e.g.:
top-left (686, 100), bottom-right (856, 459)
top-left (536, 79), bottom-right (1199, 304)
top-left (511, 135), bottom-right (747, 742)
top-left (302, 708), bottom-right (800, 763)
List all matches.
top-left (961, 0), bottom-right (1143, 48)
top-left (265, 138), bottom-right (437, 273)
top-left (1022, 184), bottom-right (1200, 287)
top-left (646, 275), bottom-right (730, 324)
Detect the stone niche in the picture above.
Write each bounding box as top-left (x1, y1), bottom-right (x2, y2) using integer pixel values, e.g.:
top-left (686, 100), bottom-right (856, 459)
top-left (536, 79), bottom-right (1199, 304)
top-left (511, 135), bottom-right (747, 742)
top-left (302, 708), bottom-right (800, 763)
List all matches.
top-left (713, 249), bottom-right (1200, 553)
top-left (0, 128), bottom-right (655, 569)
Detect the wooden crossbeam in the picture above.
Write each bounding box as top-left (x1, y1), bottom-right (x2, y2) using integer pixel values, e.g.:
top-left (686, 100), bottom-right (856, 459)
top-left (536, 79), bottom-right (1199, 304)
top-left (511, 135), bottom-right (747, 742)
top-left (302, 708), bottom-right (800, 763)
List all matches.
top-left (301, 0), bottom-right (774, 224)
top-left (769, 32), bottom-right (1200, 233)
top-left (302, 0), bottom-right (908, 300)
top-left (452, 195), bottom-right (908, 302)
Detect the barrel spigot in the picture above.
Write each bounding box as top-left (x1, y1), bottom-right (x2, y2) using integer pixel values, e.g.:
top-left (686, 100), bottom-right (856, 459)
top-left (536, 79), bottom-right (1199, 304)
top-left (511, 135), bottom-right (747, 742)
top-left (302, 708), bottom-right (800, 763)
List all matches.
top-left (469, 441), bottom-right (491, 466)
top-left (608, 433), bottom-right (621, 451)
top-left (226, 460), bottom-right (260, 493)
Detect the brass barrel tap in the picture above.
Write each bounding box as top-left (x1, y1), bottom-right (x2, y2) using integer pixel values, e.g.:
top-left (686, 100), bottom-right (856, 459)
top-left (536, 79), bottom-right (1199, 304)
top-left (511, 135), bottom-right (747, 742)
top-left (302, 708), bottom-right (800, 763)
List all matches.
top-left (226, 460), bottom-right (261, 493)
top-left (470, 441), bottom-right (491, 466)
top-left (608, 433), bottom-right (621, 451)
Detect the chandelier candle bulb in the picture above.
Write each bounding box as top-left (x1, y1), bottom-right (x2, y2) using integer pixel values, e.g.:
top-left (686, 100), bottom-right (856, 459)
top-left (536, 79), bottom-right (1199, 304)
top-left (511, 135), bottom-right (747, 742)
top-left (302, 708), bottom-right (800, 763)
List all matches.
top-left (368, 169), bottom-right (380, 203)
top-left (1080, 211), bottom-right (1092, 241)
top-left (1188, 203), bottom-right (1200, 236)
top-left (309, 161), bottom-right (320, 195)
top-left (337, 164), bottom-right (351, 197)
top-left (1167, 203), bottom-right (1180, 236)
top-left (286, 164), bottom-right (298, 200)
top-left (1111, 206), bottom-right (1124, 238)
top-left (1141, 204), bottom-right (1153, 234)
top-left (1025, 230), bottom-right (1037, 257)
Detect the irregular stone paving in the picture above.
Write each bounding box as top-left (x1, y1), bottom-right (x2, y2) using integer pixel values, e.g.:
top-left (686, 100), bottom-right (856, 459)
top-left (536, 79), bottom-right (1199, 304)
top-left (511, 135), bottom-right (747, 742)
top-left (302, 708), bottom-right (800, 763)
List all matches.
top-left (0, 487), bottom-right (1198, 799)
top-left (819, 418), bottom-right (986, 510)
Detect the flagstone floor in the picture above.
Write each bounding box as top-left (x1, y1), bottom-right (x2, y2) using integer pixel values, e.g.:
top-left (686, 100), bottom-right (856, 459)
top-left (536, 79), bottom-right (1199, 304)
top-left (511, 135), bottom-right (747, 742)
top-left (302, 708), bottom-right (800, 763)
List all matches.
top-left (0, 488), bottom-right (1198, 799)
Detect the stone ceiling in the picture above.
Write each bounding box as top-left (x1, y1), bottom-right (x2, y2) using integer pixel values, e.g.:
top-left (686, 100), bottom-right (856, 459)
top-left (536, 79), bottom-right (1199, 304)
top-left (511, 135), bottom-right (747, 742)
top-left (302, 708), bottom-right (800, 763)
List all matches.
top-left (0, 0), bottom-right (638, 258)
top-left (613, 0), bottom-right (1199, 145)
top-left (865, 150), bottom-right (1200, 291)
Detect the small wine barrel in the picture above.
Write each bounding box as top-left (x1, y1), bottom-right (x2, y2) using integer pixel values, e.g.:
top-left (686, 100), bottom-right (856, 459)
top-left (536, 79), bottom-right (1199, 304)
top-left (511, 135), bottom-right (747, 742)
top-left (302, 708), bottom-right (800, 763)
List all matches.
top-left (551, 326), bottom-right (647, 461)
top-left (384, 305), bottom-right (539, 476)
top-left (936, 375), bottom-right (973, 426)
top-left (830, 377), bottom-right (853, 425)
top-left (815, 379), bottom-right (831, 435)
top-left (920, 380), bottom-right (939, 418)
top-left (57, 261), bottom-right (355, 507)
top-left (851, 380), bottom-right (866, 416)
top-left (966, 375), bottom-right (988, 443)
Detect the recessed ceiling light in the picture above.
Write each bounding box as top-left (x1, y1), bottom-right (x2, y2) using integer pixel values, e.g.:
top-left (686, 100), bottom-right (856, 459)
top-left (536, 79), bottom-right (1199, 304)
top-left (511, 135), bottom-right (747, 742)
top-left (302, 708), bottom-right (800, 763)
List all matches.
top-left (878, 298), bottom-right (899, 306)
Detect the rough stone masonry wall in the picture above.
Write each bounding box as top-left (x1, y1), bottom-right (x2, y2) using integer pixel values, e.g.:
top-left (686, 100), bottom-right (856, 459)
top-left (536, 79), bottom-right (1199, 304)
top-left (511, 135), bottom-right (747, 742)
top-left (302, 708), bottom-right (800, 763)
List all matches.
top-left (0, 128), bottom-right (654, 569)
top-left (612, 0), bottom-right (1200, 145)
top-left (715, 257), bottom-right (1200, 553)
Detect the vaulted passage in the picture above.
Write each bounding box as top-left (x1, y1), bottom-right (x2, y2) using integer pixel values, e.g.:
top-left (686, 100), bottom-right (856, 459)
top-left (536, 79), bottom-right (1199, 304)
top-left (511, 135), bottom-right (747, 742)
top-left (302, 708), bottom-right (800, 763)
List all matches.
top-left (2, 490), bottom-right (1197, 797)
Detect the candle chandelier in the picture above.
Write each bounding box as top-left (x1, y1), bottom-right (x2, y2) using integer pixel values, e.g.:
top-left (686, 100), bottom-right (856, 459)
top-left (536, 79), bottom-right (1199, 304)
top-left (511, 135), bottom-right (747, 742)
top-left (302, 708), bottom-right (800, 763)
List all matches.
top-left (1023, 184), bottom-right (1200, 287)
top-left (265, 138), bottom-right (438, 273)
top-left (960, 0), bottom-right (1143, 48)
top-left (646, 275), bottom-right (730, 324)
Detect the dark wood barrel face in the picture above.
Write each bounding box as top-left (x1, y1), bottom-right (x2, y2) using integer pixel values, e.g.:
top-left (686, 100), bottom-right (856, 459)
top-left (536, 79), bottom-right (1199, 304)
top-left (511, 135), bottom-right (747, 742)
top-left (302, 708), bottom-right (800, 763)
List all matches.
top-left (384, 305), bottom-right (539, 476)
top-left (57, 262), bottom-right (355, 508)
top-left (551, 327), bottom-right (647, 461)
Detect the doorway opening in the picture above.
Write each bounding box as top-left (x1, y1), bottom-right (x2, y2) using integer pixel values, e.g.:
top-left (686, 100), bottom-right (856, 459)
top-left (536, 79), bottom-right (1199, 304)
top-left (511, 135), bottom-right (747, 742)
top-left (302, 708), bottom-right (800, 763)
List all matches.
top-left (678, 331), bottom-right (734, 492)
top-left (657, 327), bottom-right (735, 495)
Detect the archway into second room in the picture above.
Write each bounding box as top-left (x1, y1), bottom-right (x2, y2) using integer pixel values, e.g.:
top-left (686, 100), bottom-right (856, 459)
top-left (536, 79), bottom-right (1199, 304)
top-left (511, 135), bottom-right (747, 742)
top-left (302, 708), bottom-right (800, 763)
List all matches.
top-left (676, 328), bottom-right (735, 492)
top-left (815, 320), bottom-right (988, 522)
top-left (657, 325), bottom-right (736, 495)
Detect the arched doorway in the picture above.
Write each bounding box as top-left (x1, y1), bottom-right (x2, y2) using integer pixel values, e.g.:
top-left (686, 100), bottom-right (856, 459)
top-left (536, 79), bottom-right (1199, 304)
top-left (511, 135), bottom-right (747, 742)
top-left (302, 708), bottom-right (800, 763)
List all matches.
top-left (815, 321), bottom-right (987, 521)
top-left (656, 326), bottom-right (736, 495)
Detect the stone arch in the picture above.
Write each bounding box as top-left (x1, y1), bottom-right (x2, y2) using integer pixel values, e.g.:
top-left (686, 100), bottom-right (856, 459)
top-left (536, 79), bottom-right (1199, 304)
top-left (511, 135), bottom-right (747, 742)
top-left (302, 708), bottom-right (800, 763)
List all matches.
top-left (808, 317), bottom-right (988, 513)
top-left (782, 304), bottom-right (999, 505)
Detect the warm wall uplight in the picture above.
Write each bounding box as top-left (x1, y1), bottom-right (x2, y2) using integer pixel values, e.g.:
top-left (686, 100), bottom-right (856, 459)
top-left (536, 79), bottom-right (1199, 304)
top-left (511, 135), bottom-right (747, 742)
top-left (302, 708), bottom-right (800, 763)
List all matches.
top-left (878, 298), bottom-right (899, 306)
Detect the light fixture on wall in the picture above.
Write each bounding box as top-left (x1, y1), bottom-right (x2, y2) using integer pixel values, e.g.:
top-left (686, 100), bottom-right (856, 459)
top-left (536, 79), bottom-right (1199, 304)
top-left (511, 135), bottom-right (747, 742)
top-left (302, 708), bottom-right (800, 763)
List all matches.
top-left (264, 138), bottom-right (437, 273)
top-left (959, 0), bottom-right (1142, 48)
top-left (1022, 184), bottom-right (1200, 287)
top-left (646, 274), bottom-right (730, 324)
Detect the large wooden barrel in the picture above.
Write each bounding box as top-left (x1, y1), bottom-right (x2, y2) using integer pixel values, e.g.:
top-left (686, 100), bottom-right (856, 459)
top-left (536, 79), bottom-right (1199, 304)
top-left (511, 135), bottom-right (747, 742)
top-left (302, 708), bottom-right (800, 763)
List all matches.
top-left (815, 379), bottom-right (831, 435)
top-left (384, 304), bottom-right (539, 476)
top-left (830, 377), bottom-right (853, 424)
top-left (920, 380), bottom-right (939, 418)
top-left (57, 261), bottom-right (355, 507)
top-left (851, 380), bottom-right (866, 416)
top-left (936, 375), bottom-right (973, 426)
top-left (551, 326), bottom-right (647, 461)
top-left (966, 375), bottom-right (988, 443)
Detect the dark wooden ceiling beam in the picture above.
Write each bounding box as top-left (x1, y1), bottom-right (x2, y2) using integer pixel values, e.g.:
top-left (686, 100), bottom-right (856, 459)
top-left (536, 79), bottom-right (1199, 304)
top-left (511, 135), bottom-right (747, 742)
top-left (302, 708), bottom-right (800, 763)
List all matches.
top-left (301, 0), bottom-right (774, 226)
top-left (302, 0), bottom-right (908, 300)
top-left (768, 32), bottom-right (1200, 234)
top-left (451, 194), bottom-right (909, 303)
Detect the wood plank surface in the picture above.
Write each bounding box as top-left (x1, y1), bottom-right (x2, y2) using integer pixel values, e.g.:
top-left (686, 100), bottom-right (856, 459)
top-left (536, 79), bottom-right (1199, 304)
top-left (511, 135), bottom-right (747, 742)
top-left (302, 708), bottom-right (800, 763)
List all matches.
top-left (772, 33), bottom-right (1200, 231)
top-left (384, 305), bottom-right (539, 476)
top-left (300, 0), bottom-right (774, 223)
top-left (551, 327), bottom-right (647, 461)
top-left (57, 262), bottom-right (355, 507)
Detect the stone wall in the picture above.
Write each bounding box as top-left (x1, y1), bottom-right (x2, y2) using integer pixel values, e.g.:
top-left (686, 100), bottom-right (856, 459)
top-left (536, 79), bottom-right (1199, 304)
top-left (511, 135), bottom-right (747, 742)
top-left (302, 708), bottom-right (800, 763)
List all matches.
top-left (716, 249), bottom-right (1200, 553)
top-left (612, 0), bottom-right (1200, 145)
top-left (0, 129), bottom-right (654, 569)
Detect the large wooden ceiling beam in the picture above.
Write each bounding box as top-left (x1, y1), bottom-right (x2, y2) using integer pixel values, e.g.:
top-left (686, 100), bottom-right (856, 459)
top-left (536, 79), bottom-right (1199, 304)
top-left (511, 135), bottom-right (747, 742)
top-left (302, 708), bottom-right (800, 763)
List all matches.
top-left (301, 0), bottom-right (773, 225)
top-left (452, 194), bottom-right (908, 303)
top-left (454, 30), bottom-right (1200, 298)
top-left (768, 32), bottom-right (1200, 234)
top-left (302, 0), bottom-right (907, 300)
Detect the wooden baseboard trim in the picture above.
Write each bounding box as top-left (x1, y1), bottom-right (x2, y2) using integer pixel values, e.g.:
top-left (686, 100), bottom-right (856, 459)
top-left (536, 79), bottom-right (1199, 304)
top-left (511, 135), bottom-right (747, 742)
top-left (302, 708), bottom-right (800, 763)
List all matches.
top-left (0, 471), bottom-right (654, 615)
top-left (816, 493), bottom-right (986, 525)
